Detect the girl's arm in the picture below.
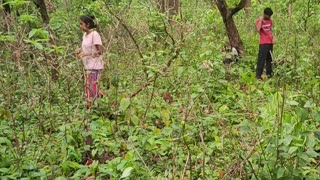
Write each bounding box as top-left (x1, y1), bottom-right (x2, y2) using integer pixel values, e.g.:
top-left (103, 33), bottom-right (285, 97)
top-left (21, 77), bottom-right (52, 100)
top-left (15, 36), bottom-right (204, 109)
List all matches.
top-left (95, 44), bottom-right (104, 56)
top-left (92, 31), bottom-right (103, 57)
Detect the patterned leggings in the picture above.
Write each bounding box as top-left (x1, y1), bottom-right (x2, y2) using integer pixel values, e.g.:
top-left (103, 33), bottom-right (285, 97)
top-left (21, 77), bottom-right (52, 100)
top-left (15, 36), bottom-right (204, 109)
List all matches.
top-left (85, 70), bottom-right (100, 102)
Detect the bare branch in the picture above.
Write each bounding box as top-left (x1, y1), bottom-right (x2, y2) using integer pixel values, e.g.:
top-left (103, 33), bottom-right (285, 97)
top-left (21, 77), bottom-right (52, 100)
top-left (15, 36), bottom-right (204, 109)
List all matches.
top-left (230, 0), bottom-right (247, 16)
top-left (104, 3), bottom-right (144, 59)
top-left (128, 2), bottom-right (184, 99)
top-left (129, 46), bottom-right (181, 98)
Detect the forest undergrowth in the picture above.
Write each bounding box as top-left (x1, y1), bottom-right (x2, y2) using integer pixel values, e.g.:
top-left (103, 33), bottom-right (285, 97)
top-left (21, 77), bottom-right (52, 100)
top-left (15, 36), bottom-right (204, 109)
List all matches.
top-left (0, 0), bottom-right (320, 179)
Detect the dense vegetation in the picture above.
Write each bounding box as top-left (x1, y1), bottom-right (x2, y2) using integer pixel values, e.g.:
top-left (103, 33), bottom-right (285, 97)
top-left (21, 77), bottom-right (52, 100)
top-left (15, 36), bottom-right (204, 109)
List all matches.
top-left (1, 0), bottom-right (320, 179)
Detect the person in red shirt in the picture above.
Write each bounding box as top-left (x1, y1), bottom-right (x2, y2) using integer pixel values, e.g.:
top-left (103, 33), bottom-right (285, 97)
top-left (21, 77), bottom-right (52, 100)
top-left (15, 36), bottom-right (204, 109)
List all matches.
top-left (256, 8), bottom-right (274, 80)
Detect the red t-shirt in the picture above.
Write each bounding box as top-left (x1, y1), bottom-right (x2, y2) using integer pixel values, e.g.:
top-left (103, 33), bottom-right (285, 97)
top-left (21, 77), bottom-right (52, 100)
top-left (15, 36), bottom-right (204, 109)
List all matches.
top-left (256, 19), bottom-right (273, 44)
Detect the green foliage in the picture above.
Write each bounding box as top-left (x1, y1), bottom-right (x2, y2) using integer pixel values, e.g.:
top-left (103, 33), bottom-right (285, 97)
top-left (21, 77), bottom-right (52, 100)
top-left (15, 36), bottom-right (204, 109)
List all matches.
top-left (0, 0), bottom-right (320, 179)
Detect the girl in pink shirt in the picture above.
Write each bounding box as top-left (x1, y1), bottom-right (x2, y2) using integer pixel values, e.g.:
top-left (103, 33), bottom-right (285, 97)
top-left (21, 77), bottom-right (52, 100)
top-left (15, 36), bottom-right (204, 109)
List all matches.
top-left (76, 15), bottom-right (104, 109)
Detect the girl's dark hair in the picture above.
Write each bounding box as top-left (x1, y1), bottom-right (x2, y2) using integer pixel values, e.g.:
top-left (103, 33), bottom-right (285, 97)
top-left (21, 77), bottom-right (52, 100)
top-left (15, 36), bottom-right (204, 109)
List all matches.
top-left (264, 8), bottom-right (273, 16)
top-left (80, 15), bottom-right (97, 29)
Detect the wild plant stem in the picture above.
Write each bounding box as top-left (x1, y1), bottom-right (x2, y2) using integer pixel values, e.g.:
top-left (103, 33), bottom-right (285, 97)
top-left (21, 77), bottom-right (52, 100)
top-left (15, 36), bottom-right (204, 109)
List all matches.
top-left (143, 75), bottom-right (157, 120)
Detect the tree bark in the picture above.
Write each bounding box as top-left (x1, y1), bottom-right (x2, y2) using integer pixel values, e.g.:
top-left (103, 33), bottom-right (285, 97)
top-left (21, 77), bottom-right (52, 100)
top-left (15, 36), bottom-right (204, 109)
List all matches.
top-left (168, 0), bottom-right (179, 15)
top-left (215, 0), bottom-right (246, 53)
top-left (33, 0), bottom-right (50, 24)
top-left (244, 0), bottom-right (251, 17)
top-left (157, 0), bottom-right (165, 13)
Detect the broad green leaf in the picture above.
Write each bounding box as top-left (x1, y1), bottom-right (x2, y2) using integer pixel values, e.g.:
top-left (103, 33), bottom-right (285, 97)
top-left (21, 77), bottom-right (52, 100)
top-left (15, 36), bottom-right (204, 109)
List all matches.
top-left (304, 100), bottom-right (313, 108)
top-left (238, 120), bottom-right (251, 134)
top-left (131, 115), bottom-right (139, 126)
top-left (0, 35), bottom-right (15, 42)
top-left (72, 167), bottom-right (89, 179)
top-left (283, 136), bottom-right (293, 146)
top-left (145, 66), bottom-right (159, 73)
top-left (28, 29), bottom-right (49, 39)
top-left (29, 171), bottom-right (43, 177)
top-left (0, 137), bottom-right (11, 146)
top-left (4, 0), bottom-right (29, 6)
top-left (61, 161), bottom-right (80, 170)
top-left (120, 167), bottom-right (134, 179)
top-left (306, 134), bottom-right (315, 147)
top-left (287, 100), bottom-right (299, 106)
top-left (292, 168), bottom-right (302, 176)
top-left (288, 146), bottom-right (298, 154)
top-left (28, 29), bottom-right (38, 39)
top-left (34, 42), bottom-right (44, 50)
top-left (297, 152), bottom-right (309, 162)
top-left (249, 85), bottom-right (256, 92)
top-left (314, 131), bottom-right (320, 139)
top-left (18, 14), bottom-right (38, 24)
top-left (22, 162), bottom-right (36, 170)
top-left (177, 67), bottom-right (184, 75)
top-left (120, 98), bottom-right (130, 111)
top-left (306, 149), bottom-right (318, 158)
top-left (191, 93), bottom-right (198, 99)
top-left (312, 112), bottom-right (320, 121)
top-left (277, 167), bottom-right (285, 179)
top-left (90, 160), bottom-right (99, 170)
top-left (196, 87), bottom-right (205, 93)
top-left (161, 109), bottom-right (170, 121)
top-left (0, 168), bottom-right (10, 173)
top-left (117, 160), bottom-right (127, 170)
top-left (219, 105), bottom-right (229, 113)
top-left (297, 108), bottom-right (308, 121)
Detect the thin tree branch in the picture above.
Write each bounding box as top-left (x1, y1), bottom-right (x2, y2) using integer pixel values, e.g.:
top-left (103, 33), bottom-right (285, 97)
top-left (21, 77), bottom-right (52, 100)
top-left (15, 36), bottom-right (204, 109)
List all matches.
top-left (104, 2), bottom-right (144, 59)
top-left (143, 75), bottom-right (158, 119)
top-left (230, 0), bottom-right (247, 16)
top-left (129, 46), bottom-right (181, 98)
top-left (161, 17), bottom-right (175, 46)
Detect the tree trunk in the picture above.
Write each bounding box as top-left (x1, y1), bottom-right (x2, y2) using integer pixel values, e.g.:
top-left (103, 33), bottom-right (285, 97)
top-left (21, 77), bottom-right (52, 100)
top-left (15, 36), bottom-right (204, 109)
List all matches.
top-left (244, 0), bottom-right (251, 17)
top-left (224, 17), bottom-right (243, 53)
top-left (157, 0), bottom-right (165, 13)
top-left (33, 0), bottom-right (50, 24)
top-left (216, 0), bottom-right (246, 54)
top-left (168, 0), bottom-right (179, 15)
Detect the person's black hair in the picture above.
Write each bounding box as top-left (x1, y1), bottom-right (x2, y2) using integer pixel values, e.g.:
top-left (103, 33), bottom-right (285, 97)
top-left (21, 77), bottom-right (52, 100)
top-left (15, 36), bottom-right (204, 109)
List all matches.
top-left (80, 15), bottom-right (97, 29)
top-left (264, 8), bottom-right (273, 16)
